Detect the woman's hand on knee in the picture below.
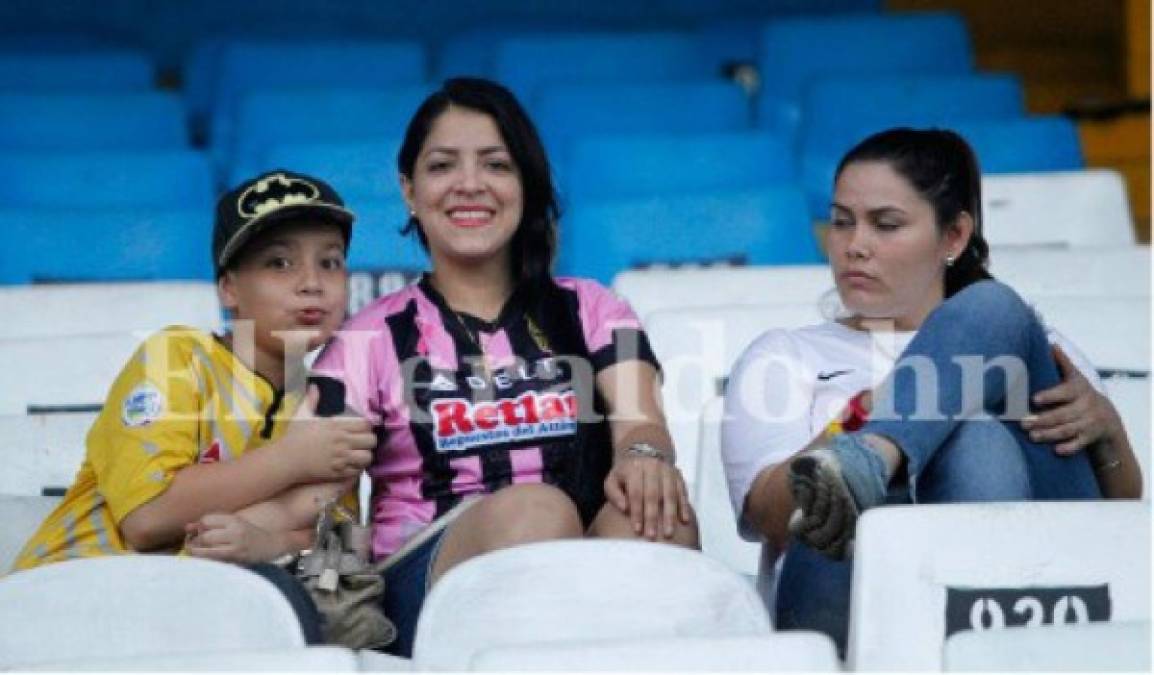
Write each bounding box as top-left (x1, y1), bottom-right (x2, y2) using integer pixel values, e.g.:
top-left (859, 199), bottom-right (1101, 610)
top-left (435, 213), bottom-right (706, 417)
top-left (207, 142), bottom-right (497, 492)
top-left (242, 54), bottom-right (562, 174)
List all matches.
top-left (603, 456), bottom-right (691, 540)
top-left (1023, 345), bottom-right (1116, 455)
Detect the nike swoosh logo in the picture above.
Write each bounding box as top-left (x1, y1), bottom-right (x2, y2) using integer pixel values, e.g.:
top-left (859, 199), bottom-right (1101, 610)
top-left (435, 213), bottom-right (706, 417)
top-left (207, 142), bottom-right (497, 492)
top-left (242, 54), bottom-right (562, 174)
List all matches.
top-left (817, 369), bottom-right (852, 381)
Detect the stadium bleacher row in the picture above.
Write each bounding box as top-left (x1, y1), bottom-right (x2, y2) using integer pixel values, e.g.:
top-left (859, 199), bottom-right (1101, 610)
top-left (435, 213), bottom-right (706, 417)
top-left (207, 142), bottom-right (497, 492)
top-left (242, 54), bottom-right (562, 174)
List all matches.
top-left (1, 0), bottom-right (1150, 671)
top-left (0, 11), bottom-right (1099, 285)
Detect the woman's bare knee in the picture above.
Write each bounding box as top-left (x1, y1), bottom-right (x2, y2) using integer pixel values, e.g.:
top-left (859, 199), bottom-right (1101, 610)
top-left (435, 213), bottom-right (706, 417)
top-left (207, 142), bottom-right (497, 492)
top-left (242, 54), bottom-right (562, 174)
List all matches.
top-left (482, 483), bottom-right (584, 545)
top-left (430, 484), bottom-right (582, 584)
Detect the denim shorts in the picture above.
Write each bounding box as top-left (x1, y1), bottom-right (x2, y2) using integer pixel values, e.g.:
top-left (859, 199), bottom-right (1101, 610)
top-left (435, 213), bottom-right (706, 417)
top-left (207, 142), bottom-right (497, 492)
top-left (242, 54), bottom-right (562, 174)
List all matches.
top-left (376, 527), bottom-right (447, 658)
top-left (374, 496), bottom-right (479, 658)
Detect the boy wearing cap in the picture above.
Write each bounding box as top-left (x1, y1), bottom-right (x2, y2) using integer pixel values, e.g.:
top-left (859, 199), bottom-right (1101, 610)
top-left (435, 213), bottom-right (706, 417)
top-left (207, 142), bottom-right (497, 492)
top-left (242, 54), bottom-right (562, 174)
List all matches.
top-left (11, 170), bottom-right (374, 575)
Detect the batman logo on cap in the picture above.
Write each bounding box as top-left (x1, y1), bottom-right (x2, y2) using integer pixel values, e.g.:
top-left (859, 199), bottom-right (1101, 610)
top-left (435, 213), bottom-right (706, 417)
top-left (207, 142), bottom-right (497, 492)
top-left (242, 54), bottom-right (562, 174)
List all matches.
top-left (237, 173), bottom-right (321, 219)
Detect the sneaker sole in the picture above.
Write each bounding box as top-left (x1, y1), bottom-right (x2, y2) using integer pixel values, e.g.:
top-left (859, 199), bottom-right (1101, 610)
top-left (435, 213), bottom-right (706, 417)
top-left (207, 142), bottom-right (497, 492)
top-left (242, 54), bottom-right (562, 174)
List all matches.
top-left (788, 450), bottom-right (859, 560)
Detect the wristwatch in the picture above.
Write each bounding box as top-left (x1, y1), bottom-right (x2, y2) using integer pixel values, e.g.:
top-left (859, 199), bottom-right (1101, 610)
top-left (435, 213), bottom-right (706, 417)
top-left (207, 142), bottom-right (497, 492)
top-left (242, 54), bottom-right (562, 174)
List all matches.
top-left (625, 442), bottom-right (670, 463)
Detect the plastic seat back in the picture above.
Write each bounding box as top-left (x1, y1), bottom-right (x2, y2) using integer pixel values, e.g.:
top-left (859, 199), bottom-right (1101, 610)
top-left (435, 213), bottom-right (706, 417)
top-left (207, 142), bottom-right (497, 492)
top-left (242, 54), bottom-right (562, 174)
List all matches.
top-left (412, 539), bottom-right (772, 670)
top-left (564, 130), bottom-right (794, 202)
top-left (0, 92), bottom-right (187, 151)
top-left (0, 151), bottom-right (213, 210)
top-left (0, 556), bottom-right (306, 668)
top-left (757, 12), bottom-right (973, 134)
top-left (0, 495), bottom-right (62, 573)
top-left (848, 501), bottom-right (1152, 671)
top-left (0, 49), bottom-right (153, 91)
top-left (562, 187), bottom-right (819, 284)
top-left (982, 169), bottom-right (1135, 247)
top-left (495, 32), bottom-right (716, 99)
top-left (0, 208), bottom-right (212, 284)
top-left (645, 302), bottom-right (826, 494)
top-left (0, 412), bottom-right (96, 497)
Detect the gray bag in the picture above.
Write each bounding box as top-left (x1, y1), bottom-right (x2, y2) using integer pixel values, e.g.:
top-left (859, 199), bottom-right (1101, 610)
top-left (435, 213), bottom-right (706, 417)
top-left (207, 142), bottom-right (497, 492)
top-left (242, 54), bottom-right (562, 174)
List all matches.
top-left (291, 499), bottom-right (396, 649)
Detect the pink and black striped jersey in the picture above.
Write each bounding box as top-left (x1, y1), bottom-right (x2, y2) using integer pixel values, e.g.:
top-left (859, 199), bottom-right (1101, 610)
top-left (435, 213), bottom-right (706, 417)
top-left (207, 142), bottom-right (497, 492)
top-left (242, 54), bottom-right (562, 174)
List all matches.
top-left (312, 275), bottom-right (659, 559)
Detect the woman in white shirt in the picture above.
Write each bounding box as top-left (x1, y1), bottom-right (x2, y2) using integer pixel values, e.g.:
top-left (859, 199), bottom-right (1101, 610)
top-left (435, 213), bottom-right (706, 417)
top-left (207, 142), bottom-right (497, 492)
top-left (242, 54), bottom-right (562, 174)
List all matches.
top-left (721, 127), bottom-right (1141, 651)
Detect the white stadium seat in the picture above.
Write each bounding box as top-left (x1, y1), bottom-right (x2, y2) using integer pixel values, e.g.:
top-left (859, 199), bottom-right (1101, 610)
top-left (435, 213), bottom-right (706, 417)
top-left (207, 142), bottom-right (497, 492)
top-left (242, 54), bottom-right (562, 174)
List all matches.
top-left (613, 264), bottom-right (833, 321)
top-left (1101, 376), bottom-right (1152, 499)
top-left (0, 555), bottom-right (307, 668)
top-left (987, 245), bottom-right (1150, 299)
top-left (613, 246), bottom-right (1148, 328)
top-left (411, 539), bottom-right (772, 670)
top-left (0, 495), bottom-right (61, 572)
top-left (645, 303), bottom-right (825, 494)
top-left (0, 412), bottom-right (93, 496)
top-left (943, 619), bottom-right (1152, 672)
top-left (1030, 295), bottom-right (1151, 373)
top-left (0, 281), bottom-right (222, 340)
top-left (469, 633), bottom-right (839, 672)
top-left (20, 646), bottom-right (364, 672)
top-left (848, 501), bottom-right (1152, 671)
top-left (0, 331), bottom-right (143, 414)
top-left (693, 396), bottom-right (762, 579)
top-left (357, 649), bottom-right (414, 672)
top-left (982, 169), bottom-right (1136, 248)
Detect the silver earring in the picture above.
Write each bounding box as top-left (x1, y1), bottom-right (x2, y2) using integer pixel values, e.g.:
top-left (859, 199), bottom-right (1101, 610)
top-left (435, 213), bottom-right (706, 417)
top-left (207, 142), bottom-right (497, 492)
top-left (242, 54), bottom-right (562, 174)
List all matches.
top-left (945, 255), bottom-right (956, 268)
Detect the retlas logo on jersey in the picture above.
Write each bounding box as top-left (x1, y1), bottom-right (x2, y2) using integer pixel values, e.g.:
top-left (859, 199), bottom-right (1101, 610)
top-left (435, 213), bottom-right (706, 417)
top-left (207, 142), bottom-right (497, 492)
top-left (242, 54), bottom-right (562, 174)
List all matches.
top-left (432, 389), bottom-right (579, 452)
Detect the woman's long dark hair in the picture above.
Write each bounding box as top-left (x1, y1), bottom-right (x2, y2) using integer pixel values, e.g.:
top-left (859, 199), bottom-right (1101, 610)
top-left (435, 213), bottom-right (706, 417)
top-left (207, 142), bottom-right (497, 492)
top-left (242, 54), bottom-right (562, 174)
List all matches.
top-left (835, 127), bottom-right (993, 297)
top-left (397, 77), bottom-right (559, 291)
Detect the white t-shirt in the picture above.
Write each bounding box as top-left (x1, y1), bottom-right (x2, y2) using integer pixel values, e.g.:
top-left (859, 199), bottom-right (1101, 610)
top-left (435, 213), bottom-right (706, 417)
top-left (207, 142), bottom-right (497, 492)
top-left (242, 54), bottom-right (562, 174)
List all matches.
top-left (721, 320), bottom-right (1103, 541)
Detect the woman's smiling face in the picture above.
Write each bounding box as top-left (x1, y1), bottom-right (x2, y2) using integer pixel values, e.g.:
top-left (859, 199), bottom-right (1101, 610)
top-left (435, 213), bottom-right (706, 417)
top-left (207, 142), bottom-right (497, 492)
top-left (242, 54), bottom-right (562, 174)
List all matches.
top-left (401, 105), bottom-right (524, 271)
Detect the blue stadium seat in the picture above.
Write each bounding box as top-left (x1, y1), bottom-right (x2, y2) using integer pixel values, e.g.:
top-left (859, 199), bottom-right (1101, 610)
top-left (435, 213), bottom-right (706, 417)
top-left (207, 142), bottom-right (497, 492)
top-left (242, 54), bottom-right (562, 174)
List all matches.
top-left (801, 73), bottom-right (1025, 144)
top-left (241, 139), bottom-right (404, 209)
top-left (797, 73), bottom-right (1028, 215)
top-left (562, 130), bottom-right (795, 202)
top-left (800, 116), bottom-right (1084, 219)
top-left (436, 22), bottom-right (603, 81)
top-left (694, 19), bottom-right (767, 70)
top-left (0, 92), bottom-right (187, 151)
top-left (347, 200), bottom-right (429, 272)
top-left (0, 34), bottom-right (121, 52)
top-left (532, 81), bottom-right (752, 168)
top-left (756, 12), bottom-right (973, 138)
top-left (182, 31), bottom-right (371, 139)
top-left (182, 36), bottom-right (232, 140)
top-left (494, 32), bottom-right (720, 100)
top-left (202, 39), bottom-right (427, 163)
top-left (0, 49), bottom-right (154, 91)
top-left (953, 117), bottom-right (1085, 173)
top-left (0, 208), bottom-right (212, 284)
top-left (0, 150), bottom-right (214, 209)
top-left (226, 86), bottom-right (429, 183)
top-left (561, 186), bottom-right (822, 284)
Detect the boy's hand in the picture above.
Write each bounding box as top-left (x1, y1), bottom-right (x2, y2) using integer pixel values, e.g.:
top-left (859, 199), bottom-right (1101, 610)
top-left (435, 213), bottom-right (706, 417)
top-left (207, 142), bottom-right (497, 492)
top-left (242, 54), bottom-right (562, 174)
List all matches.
top-left (283, 385), bottom-right (375, 482)
top-left (185, 514), bottom-right (287, 563)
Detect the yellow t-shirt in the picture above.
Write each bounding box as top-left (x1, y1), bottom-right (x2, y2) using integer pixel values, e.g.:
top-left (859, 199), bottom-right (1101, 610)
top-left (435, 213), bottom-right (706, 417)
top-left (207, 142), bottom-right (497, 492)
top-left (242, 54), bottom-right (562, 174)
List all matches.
top-left (12, 326), bottom-right (303, 572)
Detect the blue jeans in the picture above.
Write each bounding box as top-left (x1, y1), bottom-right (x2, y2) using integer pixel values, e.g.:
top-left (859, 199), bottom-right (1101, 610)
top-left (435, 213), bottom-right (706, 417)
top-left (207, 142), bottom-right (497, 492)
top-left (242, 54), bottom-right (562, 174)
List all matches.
top-left (775, 281), bottom-right (1102, 654)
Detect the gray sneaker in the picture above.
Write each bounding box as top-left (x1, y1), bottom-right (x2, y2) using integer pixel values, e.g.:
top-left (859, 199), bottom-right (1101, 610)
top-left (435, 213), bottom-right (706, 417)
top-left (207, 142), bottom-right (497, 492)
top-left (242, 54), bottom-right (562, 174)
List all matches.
top-left (788, 433), bottom-right (888, 560)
